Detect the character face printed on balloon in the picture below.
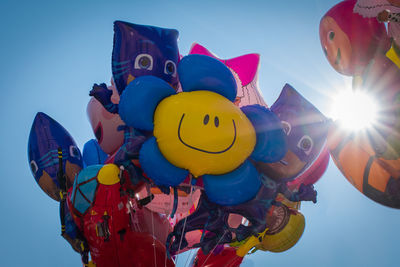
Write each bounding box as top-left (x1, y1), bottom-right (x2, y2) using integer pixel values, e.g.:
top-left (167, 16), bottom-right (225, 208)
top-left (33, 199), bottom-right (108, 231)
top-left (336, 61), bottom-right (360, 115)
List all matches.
top-left (255, 84), bottom-right (329, 181)
top-left (154, 90), bottom-right (256, 177)
top-left (320, 16), bottom-right (352, 75)
top-left (28, 112), bottom-right (83, 201)
top-left (319, 0), bottom-right (390, 76)
top-left (112, 21), bottom-right (180, 94)
top-left (87, 82), bottom-right (124, 155)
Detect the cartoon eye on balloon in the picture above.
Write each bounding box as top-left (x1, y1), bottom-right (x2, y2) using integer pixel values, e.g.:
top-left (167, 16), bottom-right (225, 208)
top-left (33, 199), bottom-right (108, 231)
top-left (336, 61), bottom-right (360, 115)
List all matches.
top-left (297, 135), bottom-right (313, 155)
top-left (117, 54), bottom-right (287, 206)
top-left (164, 60), bottom-right (177, 77)
top-left (134, 53), bottom-right (154, 70)
top-left (281, 121), bottom-right (291, 135)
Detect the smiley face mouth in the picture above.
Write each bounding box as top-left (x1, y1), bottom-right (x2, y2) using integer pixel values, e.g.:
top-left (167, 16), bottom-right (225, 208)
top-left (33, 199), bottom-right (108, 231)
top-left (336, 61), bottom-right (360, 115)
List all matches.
top-left (177, 113), bottom-right (236, 154)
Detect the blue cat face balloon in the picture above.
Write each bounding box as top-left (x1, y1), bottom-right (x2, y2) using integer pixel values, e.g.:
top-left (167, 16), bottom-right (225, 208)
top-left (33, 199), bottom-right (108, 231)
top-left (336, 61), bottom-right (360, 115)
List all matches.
top-left (28, 112), bottom-right (83, 201)
top-left (112, 21), bottom-right (180, 94)
top-left (255, 84), bottom-right (329, 181)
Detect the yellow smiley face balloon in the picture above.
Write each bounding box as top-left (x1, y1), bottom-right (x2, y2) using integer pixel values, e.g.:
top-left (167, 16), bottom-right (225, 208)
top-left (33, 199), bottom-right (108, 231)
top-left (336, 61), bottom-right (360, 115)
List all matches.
top-left (153, 90), bottom-right (256, 177)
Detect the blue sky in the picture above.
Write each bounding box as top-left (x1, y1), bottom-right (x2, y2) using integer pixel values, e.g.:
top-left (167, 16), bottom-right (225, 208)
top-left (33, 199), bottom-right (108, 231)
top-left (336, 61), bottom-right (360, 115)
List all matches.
top-left (1, 0), bottom-right (399, 266)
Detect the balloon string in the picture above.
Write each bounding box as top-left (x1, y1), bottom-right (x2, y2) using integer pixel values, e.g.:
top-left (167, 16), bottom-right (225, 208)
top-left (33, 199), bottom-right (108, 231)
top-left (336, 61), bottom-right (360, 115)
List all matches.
top-left (200, 230), bottom-right (227, 267)
top-left (151, 210), bottom-right (157, 267)
top-left (174, 175), bottom-right (193, 266)
top-left (183, 183), bottom-right (196, 267)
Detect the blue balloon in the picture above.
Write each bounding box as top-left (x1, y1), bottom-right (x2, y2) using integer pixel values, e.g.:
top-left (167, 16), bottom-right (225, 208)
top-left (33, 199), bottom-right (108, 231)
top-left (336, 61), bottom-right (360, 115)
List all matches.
top-left (139, 137), bottom-right (189, 186)
top-left (241, 104), bottom-right (287, 163)
top-left (178, 54), bottom-right (237, 102)
top-left (119, 76), bottom-right (176, 131)
top-left (203, 160), bottom-right (261, 206)
top-left (82, 139), bottom-right (108, 167)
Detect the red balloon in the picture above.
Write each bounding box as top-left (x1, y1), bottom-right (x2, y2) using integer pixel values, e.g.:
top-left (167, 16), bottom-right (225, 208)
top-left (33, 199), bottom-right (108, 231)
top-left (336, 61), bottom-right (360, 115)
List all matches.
top-left (191, 247), bottom-right (243, 267)
top-left (68, 165), bottom-right (174, 266)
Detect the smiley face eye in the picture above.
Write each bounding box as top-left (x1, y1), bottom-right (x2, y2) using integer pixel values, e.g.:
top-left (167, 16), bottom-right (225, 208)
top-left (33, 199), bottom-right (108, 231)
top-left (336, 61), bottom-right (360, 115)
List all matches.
top-left (30, 160), bottom-right (38, 175)
top-left (281, 121), bottom-right (291, 135)
top-left (328, 31), bottom-right (335, 42)
top-left (214, 116), bottom-right (219, 127)
top-left (164, 60), bottom-right (177, 77)
top-left (297, 135), bottom-right (313, 155)
top-left (203, 114), bottom-right (209, 125)
top-left (134, 54), bottom-right (153, 70)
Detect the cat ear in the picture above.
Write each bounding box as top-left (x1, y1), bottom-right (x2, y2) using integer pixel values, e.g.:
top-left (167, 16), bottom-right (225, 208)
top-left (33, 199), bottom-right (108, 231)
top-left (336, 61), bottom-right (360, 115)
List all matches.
top-left (164, 28), bottom-right (179, 40)
top-left (189, 43), bottom-right (219, 59)
top-left (189, 43), bottom-right (260, 87)
top-left (271, 83), bottom-right (305, 113)
top-left (271, 83), bottom-right (328, 132)
top-left (178, 55), bottom-right (237, 102)
top-left (225, 54), bottom-right (260, 86)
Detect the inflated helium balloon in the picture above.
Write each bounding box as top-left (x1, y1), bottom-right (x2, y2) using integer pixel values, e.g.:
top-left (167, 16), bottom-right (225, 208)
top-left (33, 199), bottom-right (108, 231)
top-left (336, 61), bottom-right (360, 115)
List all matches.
top-left (319, 0), bottom-right (390, 76)
top-left (90, 21), bottom-right (180, 108)
top-left (86, 82), bottom-right (124, 155)
top-left (255, 84), bottom-right (330, 186)
top-left (256, 205), bottom-right (305, 253)
top-left (111, 21), bottom-right (180, 94)
top-left (68, 164), bottom-right (174, 266)
top-left (190, 246), bottom-right (243, 267)
top-left (28, 112), bottom-right (83, 201)
top-left (119, 55), bottom-right (287, 206)
top-left (329, 120), bottom-right (400, 208)
top-left (189, 43), bottom-right (267, 107)
top-left (82, 139), bottom-right (108, 167)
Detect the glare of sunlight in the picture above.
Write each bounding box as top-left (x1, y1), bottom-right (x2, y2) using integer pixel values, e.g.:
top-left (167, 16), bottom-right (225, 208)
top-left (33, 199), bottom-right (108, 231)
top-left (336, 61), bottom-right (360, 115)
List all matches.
top-left (330, 89), bottom-right (378, 131)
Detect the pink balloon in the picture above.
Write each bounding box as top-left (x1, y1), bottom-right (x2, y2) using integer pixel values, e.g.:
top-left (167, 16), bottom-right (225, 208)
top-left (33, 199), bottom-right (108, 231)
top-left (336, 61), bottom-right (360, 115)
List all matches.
top-left (189, 43), bottom-right (267, 107)
top-left (86, 81), bottom-right (124, 155)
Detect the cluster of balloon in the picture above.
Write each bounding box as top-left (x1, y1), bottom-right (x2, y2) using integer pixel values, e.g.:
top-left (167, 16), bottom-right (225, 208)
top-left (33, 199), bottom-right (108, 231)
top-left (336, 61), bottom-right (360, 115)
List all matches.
top-left (163, 82), bottom-right (329, 259)
top-left (28, 20), bottom-right (330, 267)
top-left (320, 0), bottom-right (400, 208)
top-left (28, 21), bottom-right (181, 267)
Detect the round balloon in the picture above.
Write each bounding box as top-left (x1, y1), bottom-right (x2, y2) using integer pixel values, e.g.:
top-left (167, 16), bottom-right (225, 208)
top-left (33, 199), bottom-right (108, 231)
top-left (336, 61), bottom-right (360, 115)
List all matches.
top-left (319, 0), bottom-right (390, 76)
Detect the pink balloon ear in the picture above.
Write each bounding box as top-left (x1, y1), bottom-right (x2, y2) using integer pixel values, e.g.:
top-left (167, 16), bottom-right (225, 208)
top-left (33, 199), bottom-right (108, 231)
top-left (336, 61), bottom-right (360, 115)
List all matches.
top-left (188, 43), bottom-right (218, 59)
top-left (189, 43), bottom-right (260, 87)
top-left (225, 53), bottom-right (260, 86)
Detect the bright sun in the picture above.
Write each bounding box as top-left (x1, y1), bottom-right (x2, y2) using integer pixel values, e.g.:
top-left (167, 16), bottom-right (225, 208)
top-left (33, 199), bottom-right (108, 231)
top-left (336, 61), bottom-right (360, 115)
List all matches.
top-left (330, 89), bottom-right (378, 131)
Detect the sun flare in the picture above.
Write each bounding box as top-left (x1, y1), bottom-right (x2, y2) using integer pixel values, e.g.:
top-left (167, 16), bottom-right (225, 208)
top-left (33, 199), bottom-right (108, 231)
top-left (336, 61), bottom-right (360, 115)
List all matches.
top-left (330, 89), bottom-right (378, 131)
